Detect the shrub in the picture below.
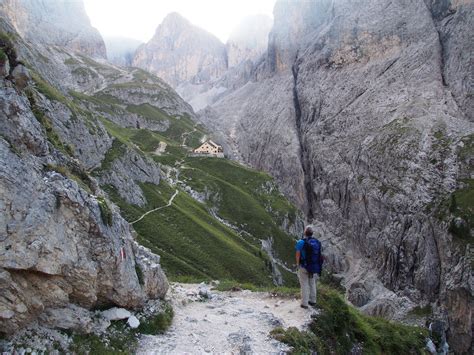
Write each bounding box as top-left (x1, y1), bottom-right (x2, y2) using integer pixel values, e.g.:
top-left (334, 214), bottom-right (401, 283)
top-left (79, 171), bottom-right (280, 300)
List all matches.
top-left (138, 303), bottom-right (174, 335)
top-left (97, 197), bottom-right (113, 226)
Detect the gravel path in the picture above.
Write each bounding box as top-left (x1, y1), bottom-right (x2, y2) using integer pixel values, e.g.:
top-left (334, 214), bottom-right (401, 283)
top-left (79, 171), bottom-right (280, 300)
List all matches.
top-left (130, 190), bottom-right (179, 225)
top-left (137, 283), bottom-right (317, 354)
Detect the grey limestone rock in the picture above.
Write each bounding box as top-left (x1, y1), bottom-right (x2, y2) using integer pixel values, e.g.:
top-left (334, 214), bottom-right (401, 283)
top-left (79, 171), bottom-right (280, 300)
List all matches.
top-left (0, 0), bottom-right (106, 58)
top-left (97, 145), bottom-right (161, 207)
top-left (191, 0), bottom-right (473, 352)
top-left (133, 12), bottom-right (228, 88)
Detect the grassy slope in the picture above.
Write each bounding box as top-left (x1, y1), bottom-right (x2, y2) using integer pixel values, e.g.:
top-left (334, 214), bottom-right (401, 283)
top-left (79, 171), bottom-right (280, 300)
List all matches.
top-left (104, 181), bottom-right (273, 285)
top-left (181, 158), bottom-right (299, 268)
top-left (271, 284), bottom-right (428, 355)
top-left (64, 70), bottom-right (302, 286)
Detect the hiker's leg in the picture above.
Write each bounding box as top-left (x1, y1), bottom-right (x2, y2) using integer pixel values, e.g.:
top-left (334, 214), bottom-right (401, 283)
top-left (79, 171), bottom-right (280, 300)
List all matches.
top-left (298, 268), bottom-right (309, 306)
top-left (309, 274), bottom-right (317, 304)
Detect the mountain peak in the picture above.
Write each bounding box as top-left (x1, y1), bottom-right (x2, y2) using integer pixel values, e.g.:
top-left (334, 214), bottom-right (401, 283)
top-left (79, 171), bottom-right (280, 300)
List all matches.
top-left (134, 12), bottom-right (227, 87)
top-left (161, 12), bottom-right (191, 28)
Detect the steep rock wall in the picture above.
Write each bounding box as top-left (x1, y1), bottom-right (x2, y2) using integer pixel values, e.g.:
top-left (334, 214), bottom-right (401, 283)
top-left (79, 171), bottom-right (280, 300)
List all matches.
top-left (133, 12), bottom-right (227, 87)
top-left (0, 0), bottom-right (106, 58)
top-left (200, 0), bottom-right (473, 352)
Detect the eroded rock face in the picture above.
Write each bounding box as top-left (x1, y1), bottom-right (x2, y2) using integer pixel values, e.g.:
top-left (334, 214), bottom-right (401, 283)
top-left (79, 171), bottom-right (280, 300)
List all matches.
top-left (0, 12), bottom-right (170, 335)
top-left (97, 146), bottom-right (161, 207)
top-left (196, 0), bottom-right (473, 352)
top-left (0, 0), bottom-right (106, 58)
top-left (133, 12), bottom-right (228, 87)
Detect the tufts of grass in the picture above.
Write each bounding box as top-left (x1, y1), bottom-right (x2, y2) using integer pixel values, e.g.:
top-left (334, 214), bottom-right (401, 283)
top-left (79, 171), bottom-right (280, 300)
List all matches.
top-left (26, 89), bottom-right (75, 157)
top-left (138, 303), bottom-right (174, 335)
top-left (135, 265), bottom-right (144, 285)
top-left (272, 285), bottom-right (428, 355)
top-left (126, 104), bottom-right (205, 146)
top-left (30, 71), bottom-right (69, 106)
top-left (408, 304), bottom-right (433, 317)
top-left (97, 139), bottom-right (127, 172)
top-left (131, 130), bottom-right (161, 152)
top-left (0, 48), bottom-right (6, 63)
top-left (71, 322), bottom-right (136, 355)
top-left (97, 196), bottom-right (113, 226)
top-left (68, 302), bottom-right (173, 355)
top-left (44, 163), bottom-right (68, 176)
top-left (448, 179), bottom-right (473, 245)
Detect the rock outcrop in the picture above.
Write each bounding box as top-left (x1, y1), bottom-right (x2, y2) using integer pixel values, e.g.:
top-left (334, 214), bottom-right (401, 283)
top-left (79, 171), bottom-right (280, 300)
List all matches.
top-left (192, 0), bottom-right (473, 352)
top-left (0, 0), bottom-right (106, 58)
top-left (0, 4), bottom-right (174, 336)
top-left (133, 12), bottom-right (228, 87)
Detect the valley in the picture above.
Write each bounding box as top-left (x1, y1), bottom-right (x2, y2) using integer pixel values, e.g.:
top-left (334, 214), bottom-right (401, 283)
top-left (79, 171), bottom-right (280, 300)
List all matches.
top-left (0, 0), bottom-right (472, 353)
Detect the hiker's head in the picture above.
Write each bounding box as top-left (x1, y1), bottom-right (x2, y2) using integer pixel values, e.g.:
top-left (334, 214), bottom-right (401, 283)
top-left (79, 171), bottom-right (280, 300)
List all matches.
top-left (304, 225), bottom-right (314, 237)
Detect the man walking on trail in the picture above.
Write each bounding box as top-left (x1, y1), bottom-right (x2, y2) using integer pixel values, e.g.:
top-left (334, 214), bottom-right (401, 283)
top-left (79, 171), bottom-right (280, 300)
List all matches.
top-left (295, 225), bottom-right (323, 309)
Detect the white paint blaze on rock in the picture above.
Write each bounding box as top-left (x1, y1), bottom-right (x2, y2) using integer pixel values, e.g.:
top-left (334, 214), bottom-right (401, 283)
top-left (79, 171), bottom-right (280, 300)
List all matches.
top-left (101, 308), bottom-right (132, 321)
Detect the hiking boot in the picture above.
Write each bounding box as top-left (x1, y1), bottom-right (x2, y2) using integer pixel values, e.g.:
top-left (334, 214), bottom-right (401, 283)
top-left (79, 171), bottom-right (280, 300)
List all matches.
top-left (308, 301), bottom-right (316, 306)
top-left (300, 305), bottom-right (309, 309)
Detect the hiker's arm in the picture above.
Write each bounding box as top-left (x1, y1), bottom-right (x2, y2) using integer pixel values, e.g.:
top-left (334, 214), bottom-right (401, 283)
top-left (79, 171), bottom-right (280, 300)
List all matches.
top-left (296, 250), bottom-right (301, 267)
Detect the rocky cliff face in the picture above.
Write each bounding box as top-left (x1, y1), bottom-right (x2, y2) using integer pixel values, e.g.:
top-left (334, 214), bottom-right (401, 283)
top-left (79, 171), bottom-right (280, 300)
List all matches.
top-left (226, 15), bottom-right (272, 68)
top-left (195, 0), bottom-right (473, 352)
top-left (133, 12), bottom-right (228, 87)
top-left (0, 9), bottom-right (174, 336)
top-left (0, 0), bottom-right (106, 58)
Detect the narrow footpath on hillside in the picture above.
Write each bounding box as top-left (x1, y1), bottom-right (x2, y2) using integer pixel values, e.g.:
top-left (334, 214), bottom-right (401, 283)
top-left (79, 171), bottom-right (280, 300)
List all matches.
top-left (130, 189), bottom-right (179, 225)
top-left (137, 283), bottom-right (317, 354)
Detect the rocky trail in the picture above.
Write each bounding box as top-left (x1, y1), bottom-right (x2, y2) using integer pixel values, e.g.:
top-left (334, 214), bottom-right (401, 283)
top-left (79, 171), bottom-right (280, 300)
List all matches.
top-left (137, 283), bottom-right (317, 354)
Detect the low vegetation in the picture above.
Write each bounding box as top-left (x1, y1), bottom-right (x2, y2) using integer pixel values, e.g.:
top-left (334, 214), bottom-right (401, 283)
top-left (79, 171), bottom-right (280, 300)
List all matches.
top-left (271, 285), bottom-right (428, 355)
top-left (97, 196), bottom-right (113, 226)
top-left (70, 302), bottom-right (173, 354)
top-left (181, 157), bottom-right (301, 271)
top-left (105, 181), bottom-right (274, 286)
top-left (25, 89), bottom-right (75, 157)
top-left (137, 303), bottom-right (174, 335)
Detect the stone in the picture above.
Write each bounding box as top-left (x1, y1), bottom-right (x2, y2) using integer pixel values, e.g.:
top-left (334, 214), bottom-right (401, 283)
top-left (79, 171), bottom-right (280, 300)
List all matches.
top-left (39, 305), bottom-right (94, 333)
top-left (0, 56), bottom-right (9, 78)
top-left (127, 315), bottom-right (140, 329)
top-left (11, 64), bottom-right (30, 90)
top-left (101, 308), bottom-right (132, 321)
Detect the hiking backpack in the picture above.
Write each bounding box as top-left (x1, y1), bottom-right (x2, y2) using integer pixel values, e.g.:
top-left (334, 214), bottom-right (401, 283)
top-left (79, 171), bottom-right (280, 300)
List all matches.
top-left (302, 237), bottom-right (322, 275)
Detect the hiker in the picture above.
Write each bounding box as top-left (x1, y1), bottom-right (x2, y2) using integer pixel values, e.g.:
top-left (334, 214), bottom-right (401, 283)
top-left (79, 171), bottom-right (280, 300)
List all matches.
top-left (295, 225), bottom-right (323, 309)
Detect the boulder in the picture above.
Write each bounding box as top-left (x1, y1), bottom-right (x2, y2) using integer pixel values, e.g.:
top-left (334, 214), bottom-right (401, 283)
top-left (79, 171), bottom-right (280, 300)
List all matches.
top-left (101, 308), bottom-right (132, 321)
top-left (127, 315), bottom-right (140, 329)
top-left (39, 305), bottom-right (93, 333)
top-left (11, 64), bottom-right (30, 89)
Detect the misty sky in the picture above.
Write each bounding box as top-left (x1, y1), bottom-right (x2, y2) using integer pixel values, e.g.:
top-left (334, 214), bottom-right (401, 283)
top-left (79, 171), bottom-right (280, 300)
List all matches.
top-left (83, 0), bottom-right (276, 43)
